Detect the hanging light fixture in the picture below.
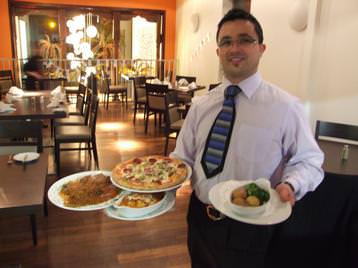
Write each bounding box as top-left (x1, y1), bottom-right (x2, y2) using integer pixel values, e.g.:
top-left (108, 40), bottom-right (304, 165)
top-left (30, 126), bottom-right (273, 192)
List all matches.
top-left (65, 12), bottom-right (98, 69)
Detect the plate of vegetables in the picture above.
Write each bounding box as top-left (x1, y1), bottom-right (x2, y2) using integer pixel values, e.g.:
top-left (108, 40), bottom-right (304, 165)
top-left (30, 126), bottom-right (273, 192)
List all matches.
top-left (209, 179), bottom-right (292, 225)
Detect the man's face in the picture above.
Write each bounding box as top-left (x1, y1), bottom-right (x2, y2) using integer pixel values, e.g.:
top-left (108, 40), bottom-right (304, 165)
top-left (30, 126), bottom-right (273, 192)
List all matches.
top-left (216, 19), bottom-right (265, 83)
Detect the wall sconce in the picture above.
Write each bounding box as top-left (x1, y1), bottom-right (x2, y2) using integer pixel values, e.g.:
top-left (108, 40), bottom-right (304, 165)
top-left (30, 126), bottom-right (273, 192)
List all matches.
top-left (289, 0), bottom-right (309, 32)
top-left (191, 13), bottom-right (200, 33)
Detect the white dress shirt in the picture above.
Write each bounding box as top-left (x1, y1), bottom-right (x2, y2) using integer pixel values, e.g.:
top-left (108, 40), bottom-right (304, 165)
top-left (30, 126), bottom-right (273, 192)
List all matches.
top-left (170, 72), bottom-right (324, 204)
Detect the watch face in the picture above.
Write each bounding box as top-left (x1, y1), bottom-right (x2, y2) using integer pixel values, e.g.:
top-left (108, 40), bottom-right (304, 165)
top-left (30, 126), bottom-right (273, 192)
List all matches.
top-left (191, 13), bottom-right (200, 33)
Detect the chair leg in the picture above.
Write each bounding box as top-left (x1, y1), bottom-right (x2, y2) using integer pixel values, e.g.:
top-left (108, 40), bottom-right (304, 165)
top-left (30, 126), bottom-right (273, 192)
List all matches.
top-left (92, 138), bottom-right (99, 169)
top-left (55, 142), bottom-right (60, 175)
top-left (87, 142), bottom-right (92, 160)
top-left (43, 190), bottom-right (48, 217)
top-left (145, 108), bottom-right (149, 134)
top-left (106, 93), bottom-right (109, 110)
top-left (164, 135), bottom-right (169, 156)
top-left (133, 103), bottom-right (137, 125)
top-left (50, 119), bottom-right (54, 137)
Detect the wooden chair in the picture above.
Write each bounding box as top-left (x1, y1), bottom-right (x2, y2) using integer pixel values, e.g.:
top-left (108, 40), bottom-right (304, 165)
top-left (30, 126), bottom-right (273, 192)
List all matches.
top-left (0, 120), bottom-right (43, 155)
top-left (144, 83), bottom-right (173, 134)
top-left (103, 76), bottom-right (128, 109)
top-left (315, 120), bottom-right (358, 141)
top-left (175, 75), bottom-right (197, 104)
top-left (133, 76), bottom-right (147, 124)
top-left (54, 96), bottom-right (100, 175)
top-left (67, 83), bottom-right (87, 116)
top-left (54, 87), bottom-right (92, 127)
top-left (0, 70), bottom-right (14, 99)
top-left (164, 105), bottom-right (184, 155)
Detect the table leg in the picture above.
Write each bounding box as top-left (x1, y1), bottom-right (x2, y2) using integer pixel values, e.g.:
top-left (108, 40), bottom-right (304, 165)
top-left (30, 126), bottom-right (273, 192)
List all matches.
top-left (30, 214), bottom-right (37, 246)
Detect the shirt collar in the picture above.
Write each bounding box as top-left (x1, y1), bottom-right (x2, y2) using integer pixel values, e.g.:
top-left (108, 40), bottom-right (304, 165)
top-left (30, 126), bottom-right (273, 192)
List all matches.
top-left (221, 72), bottom-right (262, 99)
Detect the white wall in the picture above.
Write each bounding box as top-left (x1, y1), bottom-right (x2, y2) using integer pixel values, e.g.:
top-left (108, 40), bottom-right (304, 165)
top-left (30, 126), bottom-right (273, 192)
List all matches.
top-left (175, 0), bottom-right (224, 86)
top-left (252, 0), bottom-right (358, 127)
top-left (176, 0), bottom-right (358, 127)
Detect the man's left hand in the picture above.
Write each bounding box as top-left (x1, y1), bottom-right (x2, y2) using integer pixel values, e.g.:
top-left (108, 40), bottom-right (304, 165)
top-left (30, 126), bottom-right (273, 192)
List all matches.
top-left (275, 183), bottom-right (295, 206)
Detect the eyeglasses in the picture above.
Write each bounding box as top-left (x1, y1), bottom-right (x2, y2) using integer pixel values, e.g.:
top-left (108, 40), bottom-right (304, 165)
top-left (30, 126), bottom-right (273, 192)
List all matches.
top-left (218, 36), bottom-right (258, 49)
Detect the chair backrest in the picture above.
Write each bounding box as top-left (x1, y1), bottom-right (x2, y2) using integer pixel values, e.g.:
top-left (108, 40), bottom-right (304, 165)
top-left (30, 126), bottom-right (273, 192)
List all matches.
top-left (145, 83), bottom-right (170, 112)
top-left (88, 96), bottom-right (100, 136)
top-left (87, 74), bottom-right (97, 95)
top-left (82, 87), bottom-right (93, 125)
top-left (0, 120), bottom-right (43, 155)
top-left (315, 120), bottom-right (358, 141)
top-left (102, 76), bottom-right (111, 93)
top-left (0, 70), bottom-right (14, 95)
top-left (133, 76), bottom-right (147, 101)
top-left (167, 106), bottom-right (181, 127)
top-left (176, 75), bottom-right (196, 84)
top-left (208, 83), bottom-right (221, 91)
top-left (75, 83), bottom-right (87, 114)
top-left (145, 83), bottom-right (169, 95)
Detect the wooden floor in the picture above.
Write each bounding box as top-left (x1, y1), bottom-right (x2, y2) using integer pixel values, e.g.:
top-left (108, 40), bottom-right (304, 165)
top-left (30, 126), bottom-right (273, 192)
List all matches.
top-left (0, 101), bottom-right (192, 268)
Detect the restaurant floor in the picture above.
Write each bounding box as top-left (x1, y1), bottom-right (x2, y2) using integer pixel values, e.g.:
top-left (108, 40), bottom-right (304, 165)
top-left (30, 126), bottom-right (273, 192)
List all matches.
top-left (0, 102), bottom-right (191, 268)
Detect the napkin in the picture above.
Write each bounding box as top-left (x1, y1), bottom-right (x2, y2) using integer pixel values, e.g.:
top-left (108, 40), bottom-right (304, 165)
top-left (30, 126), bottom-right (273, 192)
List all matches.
top-left (8, 86), bottom-right (24, 97)
top-left (0, 101), bottom-right (16, 112)
top-left (178, 78), bottom-right (189, 86)
top-left (151, 78), bottom-right (162, 85)
top-left (51, 86), bottom-right (65, 102)
top-left (188, 81), bottom-right (197, 90)
top-left (51, 86), bottom-right (62, 96)
top-left (47, 100), bottom-right (59, 108)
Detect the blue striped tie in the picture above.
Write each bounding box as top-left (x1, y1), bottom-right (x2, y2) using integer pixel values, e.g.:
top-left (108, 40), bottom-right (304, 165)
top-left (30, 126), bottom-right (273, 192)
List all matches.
top-left (201, 85), bottom-right (241, 178)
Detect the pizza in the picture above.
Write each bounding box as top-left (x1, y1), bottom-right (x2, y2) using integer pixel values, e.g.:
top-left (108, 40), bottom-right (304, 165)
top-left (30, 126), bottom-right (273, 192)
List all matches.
top-left (111, 155), bottom-right (189, 190)
top-left (59, 173), bottom-right (120, 207)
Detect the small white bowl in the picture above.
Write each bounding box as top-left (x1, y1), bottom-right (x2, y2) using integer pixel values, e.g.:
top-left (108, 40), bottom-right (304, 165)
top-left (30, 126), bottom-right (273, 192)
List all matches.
top-left (113, 192), bottom-right (167, 217)
top-left (228, 178), bottom-right (271, 217)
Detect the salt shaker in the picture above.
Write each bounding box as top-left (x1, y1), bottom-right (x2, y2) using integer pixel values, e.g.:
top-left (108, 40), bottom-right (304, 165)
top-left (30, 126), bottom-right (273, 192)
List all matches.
top-left (341, 145), bottom-right (349, 161)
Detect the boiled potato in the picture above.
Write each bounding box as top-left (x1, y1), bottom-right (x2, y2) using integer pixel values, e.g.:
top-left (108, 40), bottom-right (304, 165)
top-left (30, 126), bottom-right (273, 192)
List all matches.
top-left (232, 196), bottom-right (248, 206)
top-left (231, 186), bottom-right (247, 199)
top-left (246, 196), bottom-right (260, 207)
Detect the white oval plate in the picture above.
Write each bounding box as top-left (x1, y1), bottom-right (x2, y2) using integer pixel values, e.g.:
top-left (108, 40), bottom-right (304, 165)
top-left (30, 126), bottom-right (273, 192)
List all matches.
top-left (48, 170), bottom-right (120, 211)
top-left (110, 161), bottom-right (192, 193)
top-left (209, 180), bottom-right (292, 225)
top-left (104, 191), bottom-right (175, 221)
top-left (13, 152), bottom-right (40, 162)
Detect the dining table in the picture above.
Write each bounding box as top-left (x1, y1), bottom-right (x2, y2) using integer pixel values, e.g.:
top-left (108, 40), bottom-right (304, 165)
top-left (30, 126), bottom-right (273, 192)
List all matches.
top-left (0, 90), bottom-right (68, 121)
top-left (0, 150), bottom-right (49, 246)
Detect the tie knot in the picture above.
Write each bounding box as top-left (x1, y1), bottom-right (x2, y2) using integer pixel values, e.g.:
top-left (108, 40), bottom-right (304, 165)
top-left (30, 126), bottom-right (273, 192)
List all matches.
top-left (225, 85), bottom-right (241, 98)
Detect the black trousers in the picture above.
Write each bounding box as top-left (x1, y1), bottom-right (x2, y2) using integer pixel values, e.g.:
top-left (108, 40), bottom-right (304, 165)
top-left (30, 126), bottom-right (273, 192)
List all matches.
top-left (187, 192), bottom-right (273, 268)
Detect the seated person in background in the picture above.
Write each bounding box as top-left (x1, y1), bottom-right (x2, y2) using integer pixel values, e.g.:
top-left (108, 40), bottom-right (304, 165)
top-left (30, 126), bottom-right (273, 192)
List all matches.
top-left (24, 44), bottom-right (45, 90)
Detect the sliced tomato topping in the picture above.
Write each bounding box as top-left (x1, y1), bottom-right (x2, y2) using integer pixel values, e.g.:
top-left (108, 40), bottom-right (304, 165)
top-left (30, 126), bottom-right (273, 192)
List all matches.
top-left (132, 158), bottom-right (143, 164)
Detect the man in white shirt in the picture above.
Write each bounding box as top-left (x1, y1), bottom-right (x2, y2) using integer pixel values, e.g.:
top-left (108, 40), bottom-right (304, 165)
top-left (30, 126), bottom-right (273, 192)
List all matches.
top-left (170, 8), bottom-right (324, 267)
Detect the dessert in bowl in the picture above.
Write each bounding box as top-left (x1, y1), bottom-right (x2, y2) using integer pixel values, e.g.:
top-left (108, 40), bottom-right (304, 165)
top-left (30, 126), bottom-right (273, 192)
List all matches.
top-left (228, 178), bottom-right (271, 217)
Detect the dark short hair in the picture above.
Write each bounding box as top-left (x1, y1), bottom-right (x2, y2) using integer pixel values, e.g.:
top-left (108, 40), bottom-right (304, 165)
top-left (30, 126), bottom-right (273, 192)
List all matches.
top-left (216, 8), bottom-right (264, 44)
